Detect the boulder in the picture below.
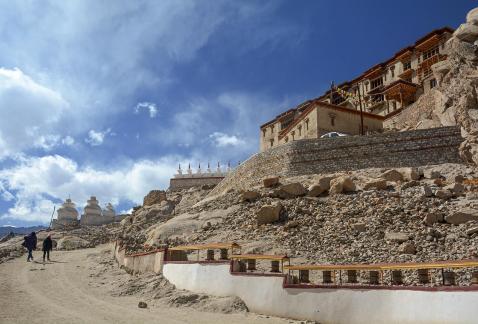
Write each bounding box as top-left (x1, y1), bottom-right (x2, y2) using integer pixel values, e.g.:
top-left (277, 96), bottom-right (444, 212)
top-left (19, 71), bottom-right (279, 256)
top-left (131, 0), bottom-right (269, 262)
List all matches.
top-left (263, 177), bottom-right (279, 188)
top-left (241, 190), bottom-right (261, 202)
top-left (57, 236), bottom-right (90, 250)
top-left (329, 177), bottom-right (356, 194)
top-left (401, 180), bottom-right (420, 190)
top-left (256, 202), bottom-right (282, 225)
top-left (400, 168), bottom-right (420, 181)
top-left (454, 23), bottom-right (478, 43)
top-left (380, 170), bottom-right (403, 182)
top-left (307, 184), bottom-right (326, 197)
top-left (143, 190), bottom-right (167, 207)
top-left (421, 185), bottom-right (433, 197)
top-left (466, 7), bottom-right (478, 24)
top-left (435, 189), bottom-right (452, 200)
top-left (274, 183), bottom-right (307, 199)
top-left (445, 209), bottom-right (478, 225)
top-left (454, 175), bottom-right (465, 183)
top-left (423, 214), bottom-right (438, 226)
top-left (138, 301), bottom-right (148, 308)
top-left (363, 179), bottom-right (387, 190)
top-left (315, 175), bottom-right (335, 190)
top-left (444, 183), bottom-right (465, 195)
top-left (384, 232), bottom-right (410, 243)
top-left (399, 243), bottom-right (416, 255)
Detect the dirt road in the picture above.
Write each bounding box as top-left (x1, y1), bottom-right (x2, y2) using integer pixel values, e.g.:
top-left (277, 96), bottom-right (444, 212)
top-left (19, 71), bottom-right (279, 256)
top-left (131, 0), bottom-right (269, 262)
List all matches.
top-left (0, 246), bottom-right (290, 324)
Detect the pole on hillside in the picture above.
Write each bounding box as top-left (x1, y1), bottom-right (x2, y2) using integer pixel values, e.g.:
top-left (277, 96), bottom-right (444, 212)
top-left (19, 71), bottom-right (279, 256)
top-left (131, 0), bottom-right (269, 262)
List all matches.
top-left (358, 84), bottom-right (365, 136)
top-left (48, 205), bottom-right (56, 230)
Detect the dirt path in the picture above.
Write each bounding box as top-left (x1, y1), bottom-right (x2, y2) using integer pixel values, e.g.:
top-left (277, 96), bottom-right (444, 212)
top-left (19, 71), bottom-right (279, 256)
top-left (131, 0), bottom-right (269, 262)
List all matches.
top-left (0, 246), bottom-right (292, 324)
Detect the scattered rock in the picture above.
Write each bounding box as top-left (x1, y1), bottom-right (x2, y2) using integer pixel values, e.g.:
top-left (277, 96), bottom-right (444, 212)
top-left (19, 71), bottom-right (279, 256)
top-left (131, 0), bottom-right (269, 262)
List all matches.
top-left (445, 209), bottom-right (478, 225)
top-left (241, 190), bottom-right (261, 202)
top-left (401, 180), bottom-right (420, 190)
top-left (399, 242), bottom-right (416, 255)
top-left (384, 232), bottom-right (410, 243)
top-left (423, 214), bottom-right (438, 226)
top-left (138, 301), bottom-right (148, 308)
top-left (424, 169), bottom-right (442, 179)
top-left (444, 183), bottom-right (465, 195)
top-left (256, 202), bottom-right (282, 225)
top-left (263, 177), bottom-right (279, 188)
top-left (314, 176), bottom-right (335, 190)
top-left (435, 189), bottom-right (452, 200)
top-left (274, 183), bottom-right (307, 199)
top-left (400, 168), bottom-right (420, 181)
top-left (307, 184), bottom-right (326, 197)
top-left (380, 170), bottom-right (403, 182)
top-left (329, 177), bottom-right (356, 194)
top-left (363, 179), bottom-right (387, 190)
top-left (421, 185), bottom-right (433, 197)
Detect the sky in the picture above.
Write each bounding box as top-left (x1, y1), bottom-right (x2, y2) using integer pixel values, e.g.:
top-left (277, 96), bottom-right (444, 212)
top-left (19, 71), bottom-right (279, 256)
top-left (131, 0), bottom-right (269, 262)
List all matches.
top-left (0, 0), bottom-right (475, 227)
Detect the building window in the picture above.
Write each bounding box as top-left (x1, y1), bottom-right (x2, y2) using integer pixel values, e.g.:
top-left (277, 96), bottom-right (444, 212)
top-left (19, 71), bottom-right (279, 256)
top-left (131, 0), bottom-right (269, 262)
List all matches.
top-left (391, 101), bottom-right (397, 110)
top-left (328, 113), bottom-right (336, 127)
top-left (270, 125), bottom-right (274, 132)
top-left (371, 77), bottom-right (383, 90)
top-left (270, 139), bottom-right (274, 147)
top-left (403, 61), bottom-right (412, 71)
top-left (423, 46), bottom-right (439, 61)
top-left (285, 136), bottom-right (288, 143)
top-left (390, 67), bottom-right (395, 78)
top-left (262, 129), bottom-right (266, 137)
top-left (305, 119), bottom-right (309, 130)
top-left (430, 78), bottom-right (437, 89)
top-left (298, 125), bottom-right (302, 136)
top-left (291, 131), bottom-right (295, 140)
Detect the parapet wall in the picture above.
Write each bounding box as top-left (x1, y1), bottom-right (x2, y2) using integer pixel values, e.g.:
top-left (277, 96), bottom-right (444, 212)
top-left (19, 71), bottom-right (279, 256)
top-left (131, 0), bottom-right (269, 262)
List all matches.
top-left (169, 176), bottom-right (224, 191)
top-left (210, 126), bottom-right (463, 195)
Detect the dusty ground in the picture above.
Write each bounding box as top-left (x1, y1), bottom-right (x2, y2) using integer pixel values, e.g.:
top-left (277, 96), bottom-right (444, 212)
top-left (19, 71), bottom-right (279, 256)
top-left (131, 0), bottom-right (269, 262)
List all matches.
top-left (0, 245), bottom-right (300, 324)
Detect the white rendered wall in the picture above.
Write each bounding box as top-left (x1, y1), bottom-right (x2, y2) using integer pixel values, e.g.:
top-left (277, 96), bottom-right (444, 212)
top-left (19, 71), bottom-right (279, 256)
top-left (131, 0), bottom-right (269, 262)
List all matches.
top-left (163, 263), bottom-right (478, 324)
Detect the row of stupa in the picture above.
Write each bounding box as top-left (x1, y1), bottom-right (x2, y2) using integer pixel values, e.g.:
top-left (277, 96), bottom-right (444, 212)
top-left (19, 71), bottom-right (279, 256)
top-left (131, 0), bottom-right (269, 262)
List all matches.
top-left (51, 196), bottom-right (118, 229)
top-left (173, 162), bottom-right (234, 178)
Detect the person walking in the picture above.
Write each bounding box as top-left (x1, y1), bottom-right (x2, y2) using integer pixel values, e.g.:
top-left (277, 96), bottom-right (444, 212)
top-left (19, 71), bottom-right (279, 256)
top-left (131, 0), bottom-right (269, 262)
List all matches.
top-left (42, 234), bottom-right (53, 262)
top-left (23, 232), bottom-right (37, 262)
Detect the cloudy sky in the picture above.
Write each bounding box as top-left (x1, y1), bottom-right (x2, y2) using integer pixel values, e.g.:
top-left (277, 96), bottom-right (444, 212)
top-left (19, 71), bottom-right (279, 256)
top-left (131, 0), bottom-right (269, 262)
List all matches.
top-left (0, 0), bottom-right (473, 226)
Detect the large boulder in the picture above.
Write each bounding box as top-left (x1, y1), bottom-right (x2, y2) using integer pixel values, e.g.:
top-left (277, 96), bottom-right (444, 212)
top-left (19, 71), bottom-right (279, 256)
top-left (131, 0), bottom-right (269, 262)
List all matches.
top-left (57, 236), bottom-right (91, 250)
top-left (263, 177), bottom-right (279, 188)
top-left (454, 23), bottom-right (478, 43)
top-left (329, 176), bottom-right (356, 194)
top-left (445, 209), bottom-right (478, 225)
top-left (256, 202), bottom-right (282, 225)
top-left (363, 179), bottom-right (387, 190)
top-left (444, 183), bottom-right (465, 195)
top-left (307, 176), bottom-right (335, 197)
top-left (315, 176), bottom-right (335, 190)
top-left (274, 183), bottom-right (307, 199)
top-left (399, 242), bottom-right (416, 255)
top-left (241, 190), bottom-right (261, 202)
top-left (143, 190), bottom-right (167, 207)
top-left (380, 170), bottom-right (403, 182)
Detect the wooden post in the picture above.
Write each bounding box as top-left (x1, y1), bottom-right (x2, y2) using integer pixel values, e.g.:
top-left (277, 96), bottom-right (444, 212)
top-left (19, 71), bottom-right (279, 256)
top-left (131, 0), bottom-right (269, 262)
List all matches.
top-left (358, 84), bottom-right (365, 135)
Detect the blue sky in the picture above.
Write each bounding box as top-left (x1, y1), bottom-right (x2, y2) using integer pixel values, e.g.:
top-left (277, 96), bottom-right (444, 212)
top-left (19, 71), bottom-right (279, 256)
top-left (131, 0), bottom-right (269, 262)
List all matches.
top-left (0, 0), bottom-right (475, 226)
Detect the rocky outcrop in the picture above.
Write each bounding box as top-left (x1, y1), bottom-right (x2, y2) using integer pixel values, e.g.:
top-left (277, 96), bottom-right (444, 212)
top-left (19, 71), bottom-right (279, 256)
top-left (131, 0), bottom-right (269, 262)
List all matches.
top-left (256, 202), bottom-right (282, 225)
top-left (143, 190), bottom-right (167, 207)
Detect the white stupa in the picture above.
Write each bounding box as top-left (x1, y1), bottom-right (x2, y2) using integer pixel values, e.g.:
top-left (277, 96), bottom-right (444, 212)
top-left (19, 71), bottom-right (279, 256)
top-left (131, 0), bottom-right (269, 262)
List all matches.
top-left (51, 198), bottom-right (79, 229)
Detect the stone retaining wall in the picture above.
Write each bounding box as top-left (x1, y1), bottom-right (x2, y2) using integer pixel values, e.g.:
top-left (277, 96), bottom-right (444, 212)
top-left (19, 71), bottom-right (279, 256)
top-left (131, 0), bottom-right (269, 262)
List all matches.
top-left (169, 176), bottom-right (224, 191)
top-left (210, 126), bottom-right (463, 195)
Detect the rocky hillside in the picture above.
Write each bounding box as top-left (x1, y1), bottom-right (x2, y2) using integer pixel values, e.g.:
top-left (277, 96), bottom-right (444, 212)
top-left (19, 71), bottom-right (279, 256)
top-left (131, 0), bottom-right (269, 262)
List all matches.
top-left (120, 163), bottom-right (478, 266)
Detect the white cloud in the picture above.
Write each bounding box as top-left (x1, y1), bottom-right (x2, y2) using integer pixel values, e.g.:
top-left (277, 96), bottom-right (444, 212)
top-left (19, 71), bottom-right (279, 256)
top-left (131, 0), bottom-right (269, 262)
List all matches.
top-left (33, 134), bottom-right (75, 151)
top-left (134, 102), bottom-right (158, 118)
top-left (209, 132), bottom-right (246, 147)
top-left (85, 129), bottom-right (111, 146)
top-left (62, 135), bottom-right (75, 146)
top-left (0, 67), bottom-right (69, 158)
top-left (0, 154), bottom-right (178, 223)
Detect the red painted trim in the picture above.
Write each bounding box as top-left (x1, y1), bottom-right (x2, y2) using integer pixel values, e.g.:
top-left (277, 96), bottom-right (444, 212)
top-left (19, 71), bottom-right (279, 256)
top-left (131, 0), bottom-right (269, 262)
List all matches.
top-left (283, 283), bottom-right (478, 292)
top-left (231, 272), bottom-right (286, 278)
top-left (164, 260), bottom-right (231, 265)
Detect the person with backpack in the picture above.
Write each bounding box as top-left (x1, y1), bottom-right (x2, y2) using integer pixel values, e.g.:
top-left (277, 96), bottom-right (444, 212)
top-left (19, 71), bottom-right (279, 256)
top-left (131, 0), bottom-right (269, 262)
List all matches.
top-left (22, 232), bottom-right (37, 262)
top-left (42, 234), bottom-right (53, 262)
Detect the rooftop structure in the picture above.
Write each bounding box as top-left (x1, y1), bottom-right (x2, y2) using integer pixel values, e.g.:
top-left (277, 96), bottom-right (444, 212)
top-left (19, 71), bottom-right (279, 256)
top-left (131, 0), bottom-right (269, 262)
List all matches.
top-left (169, 162), bottom-right (234, 190)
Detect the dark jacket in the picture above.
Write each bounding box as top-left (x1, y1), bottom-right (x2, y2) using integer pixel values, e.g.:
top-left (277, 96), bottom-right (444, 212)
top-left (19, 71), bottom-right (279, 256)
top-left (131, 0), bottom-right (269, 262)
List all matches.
top-left (23, 232), bottom-right (37, 250)
top-left (42, 237), bottom-right (53, 252)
